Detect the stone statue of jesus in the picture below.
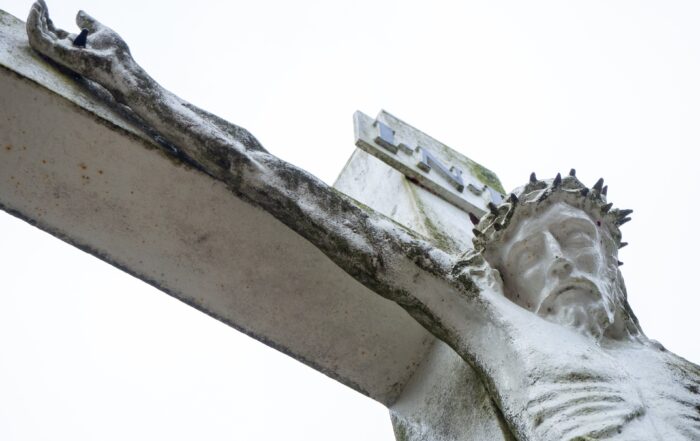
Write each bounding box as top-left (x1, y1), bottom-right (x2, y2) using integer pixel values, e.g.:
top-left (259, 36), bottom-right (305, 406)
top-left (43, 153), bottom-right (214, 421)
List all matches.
top-left (25, 2), bottom-right (700, 439)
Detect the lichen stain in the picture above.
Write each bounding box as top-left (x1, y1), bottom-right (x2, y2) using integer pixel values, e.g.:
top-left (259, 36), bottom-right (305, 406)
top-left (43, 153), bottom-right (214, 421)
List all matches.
top-left (468, 159), bottom-right (505, 194)
top-left (0, 10), bottom-right (18, 27)
top-left (534, 413), bottom-right (544, 426)
top-left (391, 418), bottom-right (411, 441)
top-left (4, 144), bottom-right (12, 151)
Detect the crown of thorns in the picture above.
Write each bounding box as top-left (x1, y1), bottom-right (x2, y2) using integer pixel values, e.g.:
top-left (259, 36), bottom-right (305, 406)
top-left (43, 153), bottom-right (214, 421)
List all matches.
top-left (470, 169), bottom-right (632, 262)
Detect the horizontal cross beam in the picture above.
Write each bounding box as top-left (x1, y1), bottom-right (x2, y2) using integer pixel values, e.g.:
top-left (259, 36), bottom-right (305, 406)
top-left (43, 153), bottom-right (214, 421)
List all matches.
top-left (0, 9), bottom-right (434, 406)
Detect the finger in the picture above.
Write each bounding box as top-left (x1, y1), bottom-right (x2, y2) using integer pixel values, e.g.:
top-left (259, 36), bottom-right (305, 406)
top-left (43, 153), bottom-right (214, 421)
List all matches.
top-left (76, 10), bottom-right (102, 33)
top-left (29, 2), bottom-right (47, 31)
top-left (36, 0), bottom-right (51, 29)
top-left (27, 6), bottom-right (80, 61)
top-left (27, 3), bottom-right (54, 52)
top-left (27, 2), bottom-right (43, 29)
top-left (28, 1), bottom-right (59, 40)
top-left (30, 0), bottom-right (49, 19)
top-left (29, 0), bottom-right (71, 41)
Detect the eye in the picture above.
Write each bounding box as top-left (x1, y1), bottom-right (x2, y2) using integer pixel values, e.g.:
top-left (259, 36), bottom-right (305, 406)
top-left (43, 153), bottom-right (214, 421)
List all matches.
top-left (562, 230), bottom-right (593, 249)
top-left (505, 234), bottom-right (544, 272)
top-left (513, 248), bottom-right (537, 270)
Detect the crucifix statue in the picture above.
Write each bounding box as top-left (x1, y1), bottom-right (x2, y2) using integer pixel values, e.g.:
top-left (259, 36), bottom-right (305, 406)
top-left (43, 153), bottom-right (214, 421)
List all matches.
top-left (22, 2), bottom-right (700, 439)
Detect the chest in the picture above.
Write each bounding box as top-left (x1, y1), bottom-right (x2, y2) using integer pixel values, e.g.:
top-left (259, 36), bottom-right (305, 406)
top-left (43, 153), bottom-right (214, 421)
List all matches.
top-left (610, 347), bottom-right (700, 440)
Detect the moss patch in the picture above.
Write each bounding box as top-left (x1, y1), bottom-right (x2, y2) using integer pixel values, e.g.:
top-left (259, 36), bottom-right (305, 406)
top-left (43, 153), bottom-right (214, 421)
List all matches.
top-left (467, 159), bottom-right (505, 194)
top-left (391, 417), bottom-right (411, 441)
top-left (423, 214), bottom-right (456, 251)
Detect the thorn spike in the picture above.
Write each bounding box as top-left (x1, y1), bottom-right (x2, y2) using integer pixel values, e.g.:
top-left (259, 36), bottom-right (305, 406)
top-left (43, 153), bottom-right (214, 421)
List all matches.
top-left (469, 212), bottom-right (480, 226)
top-left (553, 173), bottom-right (562, 187)
top-left (580, 188), bottom-right (590, 197)
top-left (617, 217), bottom-right (631, 226)
top-left (602, 185), bottom-right (608, 196)
top-left (618, 260), bottom-right (624, 266)
top-left (593, 178), bottom-right (604, 192)
top-left (619, 242), bottom-right (628, 248)
top-left (619, 209), bottom-right (633, 217)
top-left (508, 193), bottom-right (519, 204)
top-left (529, 172), bottom-right (537, 183)
top-left (472, 228), bottom-right (483, 237)
top-left (569, 168), bottom-right (576, 177)
top-left (487, 202), bottom-right (499, 216)
top-left (601, 203), bottom-right (613, 213)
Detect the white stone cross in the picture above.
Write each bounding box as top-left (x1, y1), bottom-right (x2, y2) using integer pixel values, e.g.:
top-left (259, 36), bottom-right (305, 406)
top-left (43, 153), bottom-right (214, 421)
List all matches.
top-left (5, 5), bottom-right (700, 439)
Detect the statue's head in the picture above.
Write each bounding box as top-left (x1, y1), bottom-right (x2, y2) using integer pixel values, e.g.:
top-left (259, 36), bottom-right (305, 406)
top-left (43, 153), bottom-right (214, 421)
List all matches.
top-left (473, 171), bottom-right (642, 340)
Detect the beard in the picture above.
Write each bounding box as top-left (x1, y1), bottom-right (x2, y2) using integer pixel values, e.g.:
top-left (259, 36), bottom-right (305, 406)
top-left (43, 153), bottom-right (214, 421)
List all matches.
top-left (537, 280), bottom-right (614, 340)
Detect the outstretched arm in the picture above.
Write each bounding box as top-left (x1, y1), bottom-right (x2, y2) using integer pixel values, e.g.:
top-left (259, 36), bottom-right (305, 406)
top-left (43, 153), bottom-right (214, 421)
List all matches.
top-left (25, 0), bottom-right (527, 399)
top-left (25, 1), bottom-right (463, 316)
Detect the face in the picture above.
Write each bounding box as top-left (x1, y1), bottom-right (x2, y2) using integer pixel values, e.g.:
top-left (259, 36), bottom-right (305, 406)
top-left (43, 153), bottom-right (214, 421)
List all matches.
top-left (489, 202), bottom-right (618, 338)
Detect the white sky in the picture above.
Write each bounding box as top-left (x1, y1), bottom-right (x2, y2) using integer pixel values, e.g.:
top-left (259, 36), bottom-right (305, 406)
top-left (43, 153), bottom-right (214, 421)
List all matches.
top-left (2, 1), bottom-right (700, 440)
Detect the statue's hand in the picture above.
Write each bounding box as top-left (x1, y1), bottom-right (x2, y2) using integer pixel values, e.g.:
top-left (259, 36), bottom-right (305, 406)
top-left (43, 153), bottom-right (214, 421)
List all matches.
top-left (452, 249), bottom-right (505, 301)
top-left (27, 1), bottom-right (133, 84)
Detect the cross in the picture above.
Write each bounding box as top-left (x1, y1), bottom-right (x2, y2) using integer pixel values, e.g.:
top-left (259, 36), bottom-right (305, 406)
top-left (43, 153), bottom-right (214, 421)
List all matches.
top-left (8, 2), bottom-right (700, 437)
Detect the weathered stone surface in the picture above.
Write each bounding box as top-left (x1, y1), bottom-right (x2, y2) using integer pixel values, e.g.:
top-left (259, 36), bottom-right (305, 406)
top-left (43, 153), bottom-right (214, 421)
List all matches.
top-left (8, 3), bottom-right (700, 440)
top-left (335, 138), bottom-right (514, 441)
top-left (0, 8), bottom-right (433, 405)
top-left (352, 110), bottom-right (504, 216)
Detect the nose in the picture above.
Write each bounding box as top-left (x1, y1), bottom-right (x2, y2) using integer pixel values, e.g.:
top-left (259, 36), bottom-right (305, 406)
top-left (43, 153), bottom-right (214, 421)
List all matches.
top-left (544, 232), bottom-right (573, 278)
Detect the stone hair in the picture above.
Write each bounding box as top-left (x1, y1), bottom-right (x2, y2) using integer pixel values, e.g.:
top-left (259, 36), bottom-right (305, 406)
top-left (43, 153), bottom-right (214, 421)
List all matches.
top-left (471, 169), bottom-right (632, 258)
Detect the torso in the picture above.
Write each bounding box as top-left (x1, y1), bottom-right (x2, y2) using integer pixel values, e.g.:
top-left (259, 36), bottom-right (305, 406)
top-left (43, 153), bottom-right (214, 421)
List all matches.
top-left (519, 339), bottom-right (700, 440)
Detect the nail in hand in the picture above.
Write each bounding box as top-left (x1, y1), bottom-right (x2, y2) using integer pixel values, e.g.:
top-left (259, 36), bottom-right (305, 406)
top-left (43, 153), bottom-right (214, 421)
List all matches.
top-left (73, 28), bottom-right (88, 47)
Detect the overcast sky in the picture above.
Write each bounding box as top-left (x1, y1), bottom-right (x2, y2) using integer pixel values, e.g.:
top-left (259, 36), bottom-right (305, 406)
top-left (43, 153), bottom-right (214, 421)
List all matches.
top-left (2, 1), bottom-right (700, 440)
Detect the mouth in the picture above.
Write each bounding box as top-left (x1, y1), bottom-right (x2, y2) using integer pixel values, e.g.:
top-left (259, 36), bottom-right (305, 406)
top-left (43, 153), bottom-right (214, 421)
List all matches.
top-left (536, 278), bottom-right (601, 315)
top-left (554, 278), bottom-right (598, 296)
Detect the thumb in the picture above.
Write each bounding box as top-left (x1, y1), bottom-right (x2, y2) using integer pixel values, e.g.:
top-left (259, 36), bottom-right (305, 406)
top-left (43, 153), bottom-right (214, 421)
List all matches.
top-left (76, 10), bottom-right (101, 33)
top-left (455, 250), bottom-right (505, 297)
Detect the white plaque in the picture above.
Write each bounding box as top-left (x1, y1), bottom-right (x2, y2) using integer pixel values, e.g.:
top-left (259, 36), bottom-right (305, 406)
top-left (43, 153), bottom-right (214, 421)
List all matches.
top-left (354, 110), bottom-right (505, 217)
